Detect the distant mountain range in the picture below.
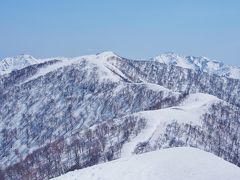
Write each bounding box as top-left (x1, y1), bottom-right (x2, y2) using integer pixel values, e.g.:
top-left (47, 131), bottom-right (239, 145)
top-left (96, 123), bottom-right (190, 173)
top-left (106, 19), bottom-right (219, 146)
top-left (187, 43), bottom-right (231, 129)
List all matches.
top-left (1, 52), bottom-right (240, 79)
top-left (0, 51), bottom-right (240, 179)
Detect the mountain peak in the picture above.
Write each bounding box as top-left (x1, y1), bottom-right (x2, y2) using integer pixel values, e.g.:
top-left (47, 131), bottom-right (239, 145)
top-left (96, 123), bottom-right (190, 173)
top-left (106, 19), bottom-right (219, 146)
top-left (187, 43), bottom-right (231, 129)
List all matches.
top-left (153, 52), bottom-right (240, 79)
top-left (21, 54), bottom-right (36, 59)
top-left (0, 54), bottom-right (38, 75)
top-left (153, 52), bottom-right (194, 69)
top-left (96, 51), bottom-right (120, 59)
top-left (1, 54), bottom-right (37, 62)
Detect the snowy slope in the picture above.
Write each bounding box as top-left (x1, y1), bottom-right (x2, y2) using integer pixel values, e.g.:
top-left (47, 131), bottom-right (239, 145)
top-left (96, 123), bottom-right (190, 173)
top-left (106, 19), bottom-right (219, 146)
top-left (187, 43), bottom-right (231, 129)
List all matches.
top-left (153, 52), bottom-right (240, 79)
top-left (0, 51), bottom-right (120, 76)
top-left (121, 93), bottom-right (221, 157)
top-left (22, 51), bottom-right (125, 83)
top-left (53, 147), bottom-right (240, 180)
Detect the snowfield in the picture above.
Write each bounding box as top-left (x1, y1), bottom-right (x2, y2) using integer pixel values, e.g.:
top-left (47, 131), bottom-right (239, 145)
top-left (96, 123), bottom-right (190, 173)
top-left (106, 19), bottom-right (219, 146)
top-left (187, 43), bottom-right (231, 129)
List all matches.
top-left (121, 93), bottom-right (221, 157)
top-left (53, 147), bottom-right (240, 180)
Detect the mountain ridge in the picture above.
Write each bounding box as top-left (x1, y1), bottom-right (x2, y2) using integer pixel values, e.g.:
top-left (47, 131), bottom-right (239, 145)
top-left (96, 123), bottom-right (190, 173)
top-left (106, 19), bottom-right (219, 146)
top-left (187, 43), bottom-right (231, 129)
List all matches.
top-left (1, 51), bottom-right (240, 79)
top-left (153, 52), bottom-right (240, 79)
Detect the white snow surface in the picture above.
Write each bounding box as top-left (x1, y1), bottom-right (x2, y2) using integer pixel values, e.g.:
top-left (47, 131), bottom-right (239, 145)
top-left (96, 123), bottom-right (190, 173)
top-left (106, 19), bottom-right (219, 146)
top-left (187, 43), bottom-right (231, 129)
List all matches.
top-left (121, 93), bottom-right (221, 157)
top-left (53, 147), bottom-right (240, 180)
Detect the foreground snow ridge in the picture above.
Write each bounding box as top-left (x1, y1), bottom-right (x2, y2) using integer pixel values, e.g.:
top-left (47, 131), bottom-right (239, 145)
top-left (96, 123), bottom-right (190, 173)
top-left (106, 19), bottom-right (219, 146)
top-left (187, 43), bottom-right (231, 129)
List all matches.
top-left (53, 147), bottom-right (240, 180)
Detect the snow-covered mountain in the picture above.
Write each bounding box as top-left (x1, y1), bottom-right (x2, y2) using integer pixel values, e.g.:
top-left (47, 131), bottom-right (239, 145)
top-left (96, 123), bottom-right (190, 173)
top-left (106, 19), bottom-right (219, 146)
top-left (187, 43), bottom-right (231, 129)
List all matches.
top-left (0, 52), bottom-right (119, 76)
top-left (1, 51), bottom-right (240, 79)
top-left (1, 51), bottom-right (240, 179)
top-left (53, 147), bottom-right (240, 180)
top-left (153, 52), bottom-right (240, 79)
top-left (0, 54), bottom-right (39, 75)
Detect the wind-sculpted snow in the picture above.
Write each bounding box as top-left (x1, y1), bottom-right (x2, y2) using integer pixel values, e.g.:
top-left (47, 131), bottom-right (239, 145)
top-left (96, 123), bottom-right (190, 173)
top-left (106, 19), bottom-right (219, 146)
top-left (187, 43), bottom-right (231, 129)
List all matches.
top-left (0, 52), bottom-right (240, 179)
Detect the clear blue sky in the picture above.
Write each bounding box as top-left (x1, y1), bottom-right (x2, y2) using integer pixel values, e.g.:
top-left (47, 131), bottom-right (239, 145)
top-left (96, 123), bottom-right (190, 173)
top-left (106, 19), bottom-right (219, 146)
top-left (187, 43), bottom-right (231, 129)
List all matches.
top-left (1, 0), bottom-right (240, 65)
